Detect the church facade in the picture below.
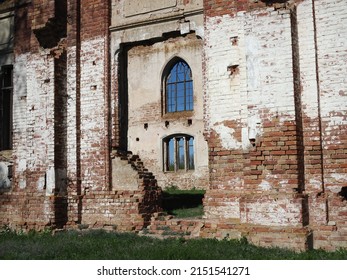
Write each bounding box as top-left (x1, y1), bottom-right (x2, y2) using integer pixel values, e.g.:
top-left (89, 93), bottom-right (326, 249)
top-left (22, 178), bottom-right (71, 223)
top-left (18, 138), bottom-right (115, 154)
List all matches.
top-left (0, 0), bottom-right (346, 251)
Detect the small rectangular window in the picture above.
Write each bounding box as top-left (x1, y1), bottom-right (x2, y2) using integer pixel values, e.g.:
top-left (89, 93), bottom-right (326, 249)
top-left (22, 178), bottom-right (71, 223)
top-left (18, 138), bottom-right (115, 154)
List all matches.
top-left (0, 65), bottom-right (13, 151)
top-left (164, 135), bottom-right (194, 172)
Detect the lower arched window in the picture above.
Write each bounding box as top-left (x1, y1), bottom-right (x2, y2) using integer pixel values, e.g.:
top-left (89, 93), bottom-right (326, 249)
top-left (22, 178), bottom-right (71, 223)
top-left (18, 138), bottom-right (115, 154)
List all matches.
top-left (163, 135), bottom-right (194, 172)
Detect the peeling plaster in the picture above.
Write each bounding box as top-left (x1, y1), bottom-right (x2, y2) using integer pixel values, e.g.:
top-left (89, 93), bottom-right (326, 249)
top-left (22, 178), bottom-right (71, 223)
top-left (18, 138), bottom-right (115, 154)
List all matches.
top-left (46, 167), bottom-right (55, 195)
top-left (19, 179), bottom-right (26, 189)
top-left (241, 127), bottom-right (250, 150)
top-left (331, 173), bottom-right (347, 183)
top-left (259, 180), bottom-right (271, 191)
top-left (0, 162), bottom-right (11, 189)
top-left (214, 124), bottom-right (242, 150)
top-left (37, 176), bottom-right (45, 191)
top-left (205, 203), bottom-right (240, 220)
top-left (227, 177), bottom-right (244, 189)
top-left (241, 198), bottom-right (301, 227)
top-left (245, 35), bottom-right (261, 91)
top-left (17, 159), bottom-right (26, 172)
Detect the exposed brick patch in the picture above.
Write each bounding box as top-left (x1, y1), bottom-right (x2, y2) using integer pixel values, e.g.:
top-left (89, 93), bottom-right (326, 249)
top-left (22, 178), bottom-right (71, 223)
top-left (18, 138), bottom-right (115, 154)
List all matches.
top-left (145, 214), bottom-right (204, 238)
top-left (144, 215), bottom-right (310, 251)
top-left (0, 190), bottom-right (55, 231)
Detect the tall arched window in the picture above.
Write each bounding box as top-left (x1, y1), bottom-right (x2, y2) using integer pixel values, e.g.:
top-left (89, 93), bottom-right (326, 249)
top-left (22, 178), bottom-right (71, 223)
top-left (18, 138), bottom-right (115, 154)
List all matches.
top-left (163, 134), bottom-right (194, 172)
top-left (165, 59), bottom-right (193, 113)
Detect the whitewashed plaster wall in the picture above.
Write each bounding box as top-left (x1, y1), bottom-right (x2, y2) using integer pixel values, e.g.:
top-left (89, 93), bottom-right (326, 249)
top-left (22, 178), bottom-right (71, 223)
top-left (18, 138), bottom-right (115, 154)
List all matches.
top-left (127, 34), bottom-right (208, 189)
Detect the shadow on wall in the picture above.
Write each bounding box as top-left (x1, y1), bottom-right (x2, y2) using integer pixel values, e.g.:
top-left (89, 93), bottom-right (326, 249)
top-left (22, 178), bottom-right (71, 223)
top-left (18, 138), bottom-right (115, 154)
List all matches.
top-left (162, 189), bottom-right (205, 214)
top-left (260, 0), bottom-right (289, 5)
top-left (339, 187), bottom-right (347, 200)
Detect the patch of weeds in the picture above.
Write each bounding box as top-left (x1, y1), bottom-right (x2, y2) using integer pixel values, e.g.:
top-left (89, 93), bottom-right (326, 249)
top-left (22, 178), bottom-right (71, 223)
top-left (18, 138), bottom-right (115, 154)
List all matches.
top-left (0, 225), bottom-right (13, 235)
top-left (161, 229), bottom-right (185, 237)
top-left (239, 236), bottom-right (249, 245)
top-left (165, 185), bottom-right (178, 192)
top-left (0, 229), bottom-right (347, 259)
top-left (140, 228), bottom-right (150, 234)
top-left (171, 205), bottom-right (204, 218)
top-left (164, 186), bottom-right (205, 196)
top-left (156, 225), bottom-right (171, 231)
top-left (77, 224), bottom-right (89, 230)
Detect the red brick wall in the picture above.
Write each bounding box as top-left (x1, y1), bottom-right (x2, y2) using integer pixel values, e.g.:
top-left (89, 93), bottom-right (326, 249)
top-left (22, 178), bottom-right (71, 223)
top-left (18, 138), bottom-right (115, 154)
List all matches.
top-left (1, 0), bottom-right (346, 251)
top-left (308, 0), bottom-right (347, 249)
top-left (204, 0), bottom-right (264, 17)
top-left (203, 2), bottom-right (304, 229)
top-left (203, 0), bottom-right (347, 250)
top-left (1, 0), bottom-right (112, 230)
top-left (78, 0), bottom-right (110, 191)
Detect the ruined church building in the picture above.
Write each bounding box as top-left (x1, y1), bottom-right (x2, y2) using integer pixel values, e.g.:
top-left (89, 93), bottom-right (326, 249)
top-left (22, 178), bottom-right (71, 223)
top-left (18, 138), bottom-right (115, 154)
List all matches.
top-left (0, 0), bottom-right (346, 251)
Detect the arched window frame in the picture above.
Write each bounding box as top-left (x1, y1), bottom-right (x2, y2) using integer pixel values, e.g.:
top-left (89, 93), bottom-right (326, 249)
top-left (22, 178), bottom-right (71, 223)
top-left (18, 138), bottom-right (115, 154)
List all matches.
top-left (162, 58), bottom-right (194, 114)
top-left (163, 134), bottom-right (194, 172)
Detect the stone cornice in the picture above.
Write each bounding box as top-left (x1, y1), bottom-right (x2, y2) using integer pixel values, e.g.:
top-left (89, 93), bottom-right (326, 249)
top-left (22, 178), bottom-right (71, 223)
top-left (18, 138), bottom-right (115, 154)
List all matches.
top-left (110, 8), bottom-right (203, 32)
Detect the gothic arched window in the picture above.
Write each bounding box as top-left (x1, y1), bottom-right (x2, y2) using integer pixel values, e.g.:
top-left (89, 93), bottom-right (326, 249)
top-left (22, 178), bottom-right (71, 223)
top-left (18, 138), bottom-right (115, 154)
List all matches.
top-left (165, 59), bottom-right (193, 113)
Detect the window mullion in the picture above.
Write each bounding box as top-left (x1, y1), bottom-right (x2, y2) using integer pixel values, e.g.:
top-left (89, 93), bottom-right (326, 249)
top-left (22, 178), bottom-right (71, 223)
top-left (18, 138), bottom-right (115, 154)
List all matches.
top-left (183, 79), bottom-right (186, 111)
top-left (163, 140), bottom-right (167, 171)
top-left (184, 136), bottom-right (188, 171)
top-left (174, 137), bottom-right (177, 172)
top-left (174, 82), bottom-right (178, 112)
top-left (174, 66), bottom-right (178, 112)
top-left (185, 68), bottom-right (189, 111)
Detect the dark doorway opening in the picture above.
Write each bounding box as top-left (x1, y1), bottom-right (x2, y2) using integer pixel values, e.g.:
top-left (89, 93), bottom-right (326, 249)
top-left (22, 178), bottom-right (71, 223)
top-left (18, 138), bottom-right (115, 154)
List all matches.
top-left (162, 187), bottom-right (205, 218)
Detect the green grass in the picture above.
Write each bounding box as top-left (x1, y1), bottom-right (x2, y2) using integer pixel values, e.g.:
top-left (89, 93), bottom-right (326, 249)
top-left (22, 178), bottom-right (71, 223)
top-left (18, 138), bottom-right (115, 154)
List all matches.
top-left (0, 229), bottom-right (346, 260)
top-left (164, 186), bottom-right (206, 196)
top-left (170, 204), bottom-right (204, 218)
top-left (162, 188), bottom-right (205, 218)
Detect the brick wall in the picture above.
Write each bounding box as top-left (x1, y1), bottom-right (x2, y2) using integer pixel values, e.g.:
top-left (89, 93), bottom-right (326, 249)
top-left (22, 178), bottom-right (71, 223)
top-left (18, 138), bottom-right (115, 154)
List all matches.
top-left (0, 0), bottom-right (346, 251)
top-left (64, 0), bottom-right (163, 230)
top-left (0, 1), bottom-right (57, 229)
top-left (204, 0), bottom-right (266, 18)
top-left (78, 1), bottom-right (110, 191)
top-left (203, 4), bottom-right (303, 221)
top-left (299, 0), bottom-right (347, 249)
top-left (203, 0), bottom-right (347, 250)
top-left (1, 0), bottom-right (161, 232)
top-left (315, 0), bottom-right (347, 195)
